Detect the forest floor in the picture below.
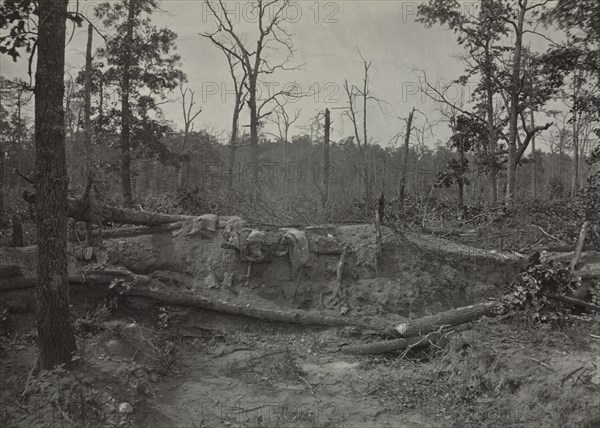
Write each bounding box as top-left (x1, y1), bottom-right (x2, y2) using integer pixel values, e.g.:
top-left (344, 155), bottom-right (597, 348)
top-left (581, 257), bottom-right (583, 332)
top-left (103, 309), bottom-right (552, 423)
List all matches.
top-left (2, 307), bottom-right (599, 428)
top-left (1, 222), bottom-right (600, 427)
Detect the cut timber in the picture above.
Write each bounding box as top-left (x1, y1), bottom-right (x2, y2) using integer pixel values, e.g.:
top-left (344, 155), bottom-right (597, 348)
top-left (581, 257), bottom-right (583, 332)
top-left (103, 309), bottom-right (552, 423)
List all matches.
top-left (23, 191), bottom-right (193, 226)
top-left (395, 301), bottom-right (502, 337)
top-left (548, 293), bottom-right (600, 312)
top-left (570, 221), bottom-right (590, 272)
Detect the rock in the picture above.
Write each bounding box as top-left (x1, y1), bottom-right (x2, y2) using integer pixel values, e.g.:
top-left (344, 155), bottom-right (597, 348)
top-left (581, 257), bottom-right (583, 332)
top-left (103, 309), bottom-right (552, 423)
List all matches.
top-left (119, 402), bottom-right (134, 414)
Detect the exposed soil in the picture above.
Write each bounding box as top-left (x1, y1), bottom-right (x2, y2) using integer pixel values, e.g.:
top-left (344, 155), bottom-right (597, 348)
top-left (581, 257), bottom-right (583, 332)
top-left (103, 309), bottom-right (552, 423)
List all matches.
top-left (1, 224), bottom-right (599, 427)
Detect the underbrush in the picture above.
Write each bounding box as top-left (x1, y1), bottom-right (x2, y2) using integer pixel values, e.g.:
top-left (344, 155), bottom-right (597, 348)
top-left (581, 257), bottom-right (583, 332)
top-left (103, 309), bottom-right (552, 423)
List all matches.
top-left (1, 301), bottom-right (182, 428)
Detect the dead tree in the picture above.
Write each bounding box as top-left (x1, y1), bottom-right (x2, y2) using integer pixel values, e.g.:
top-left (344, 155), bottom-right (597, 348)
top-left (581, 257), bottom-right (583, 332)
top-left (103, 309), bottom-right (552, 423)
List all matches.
top-left (323, 108), bottom-right (331, 210)
top-left (201, 0), bottom-right (300, 192)
top-left (265, 100), bottom-right (301, 190)
top-left (224, 51), bottom-right (248, 190)
top-left (398, 107), bottom-right (415, 211)
top-left (341, 51), bottom-right (384, 211)
top-left (177, 85), bottom-right (202, 188)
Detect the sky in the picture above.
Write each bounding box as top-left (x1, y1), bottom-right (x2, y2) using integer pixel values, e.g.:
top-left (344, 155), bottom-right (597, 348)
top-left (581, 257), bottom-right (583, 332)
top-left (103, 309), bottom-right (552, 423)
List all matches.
top-left (1, 0), bottom-right (566, 149)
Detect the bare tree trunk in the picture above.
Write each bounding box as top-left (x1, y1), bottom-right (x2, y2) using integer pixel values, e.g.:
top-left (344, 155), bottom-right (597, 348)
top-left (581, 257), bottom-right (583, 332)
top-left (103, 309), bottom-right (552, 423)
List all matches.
top-left (12, 214), bottom-right (23, 247)
top-left (505, 0), bottom-right (527, 206)
top-left (531, 110), bottom-right (537, 198)
top-left (322, 108), bottom-right (330, 210)
top-left (0, 145), bottom-right (5, 224)
top-left (83, 23), bottom-right (95, 245)
top-left (399, 107), bottom-right (415, 211)
top-left (121, 0), bottom-right (136, 208)
top-left (485, 44), bottom-right (498, 204)
top-left (571, 69), bottom-right (580, 196)
top-left (457, 140), bottom-right (465, 211)
top-left (227, 108), bottom-right (239, 190)
top-left (35, 0), bottom-right (77, 369)
top-left (248, 74), bottom-right (259, 196)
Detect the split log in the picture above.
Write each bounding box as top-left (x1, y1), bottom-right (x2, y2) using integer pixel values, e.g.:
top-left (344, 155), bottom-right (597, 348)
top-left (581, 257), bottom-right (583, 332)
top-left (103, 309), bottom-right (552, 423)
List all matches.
top-left (23, 191), bottom-right (193, 226)
top-left (395, 301), bottom-right (502, 337)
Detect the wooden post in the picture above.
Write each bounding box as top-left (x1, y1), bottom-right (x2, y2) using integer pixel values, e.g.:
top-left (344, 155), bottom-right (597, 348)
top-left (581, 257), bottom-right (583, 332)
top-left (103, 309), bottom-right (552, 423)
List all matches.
top-left (331, 244), bottom-right (349, 301)
top-left (570, 221), bottom-right (590, 272)
top-left (375, 210), bottom-right (383, 270)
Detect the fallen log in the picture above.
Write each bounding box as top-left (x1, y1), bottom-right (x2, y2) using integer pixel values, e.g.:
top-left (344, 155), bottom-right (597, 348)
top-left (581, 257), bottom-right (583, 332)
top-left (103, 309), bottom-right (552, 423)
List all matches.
top-left (125, 284), bottom-right (388, 333)
top-left (548, 293), bottom-right (600, 312)
top-left (0, 274), bottom-right (115, 292)
top-left (405, 231), bottom-right (521, 263)
top-left (395, 301), bottom-right (502, 337)
top-left (1, 271), bottom-right (391, 334)
top-left (23, 191), bottom-right (193, 226)
top-left (341, 333), bottom-right (439, 355)
top-left (73, 224), bottom-right (183, 241)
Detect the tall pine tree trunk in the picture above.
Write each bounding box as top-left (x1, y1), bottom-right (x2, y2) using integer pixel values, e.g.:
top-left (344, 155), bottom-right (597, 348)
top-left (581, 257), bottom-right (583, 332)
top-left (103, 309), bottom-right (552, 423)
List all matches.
top-left (121, 0), bottom-right (136, 208)
top-left (83, 23), bottom-right (94, 245)
top-left (35, 0), bottom-right (77, 369)
top-left (84, 24), bottom-right (93, 176)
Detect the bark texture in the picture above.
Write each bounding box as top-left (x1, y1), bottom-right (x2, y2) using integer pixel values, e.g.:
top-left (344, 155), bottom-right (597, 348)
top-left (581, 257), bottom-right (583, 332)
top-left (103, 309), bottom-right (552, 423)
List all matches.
top-left (34, 0), bottom-right (77, 369)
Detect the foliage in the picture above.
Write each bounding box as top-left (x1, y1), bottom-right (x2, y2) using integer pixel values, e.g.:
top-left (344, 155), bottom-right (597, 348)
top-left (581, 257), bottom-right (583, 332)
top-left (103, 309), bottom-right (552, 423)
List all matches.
top-left (26, 365), bottom-right (114, 428)
top-left (502, 254), bottom-right (579, 325)
top-left (435, 158), bottom-right (469, 189)
top-left (91, 0), bottom-right (186, 166)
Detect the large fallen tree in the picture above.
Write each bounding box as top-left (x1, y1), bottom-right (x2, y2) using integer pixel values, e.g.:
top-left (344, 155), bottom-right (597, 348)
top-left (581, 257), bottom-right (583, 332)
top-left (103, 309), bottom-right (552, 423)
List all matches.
top-left (23, 191), bottom-right (193, 226)
top-left (1, 269), bottom-right (392, 334)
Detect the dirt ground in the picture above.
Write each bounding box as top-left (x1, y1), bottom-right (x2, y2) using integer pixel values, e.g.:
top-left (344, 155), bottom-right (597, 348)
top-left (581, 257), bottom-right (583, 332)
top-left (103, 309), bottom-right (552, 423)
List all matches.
top-left (2, 298), bottom-right (599, 428)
